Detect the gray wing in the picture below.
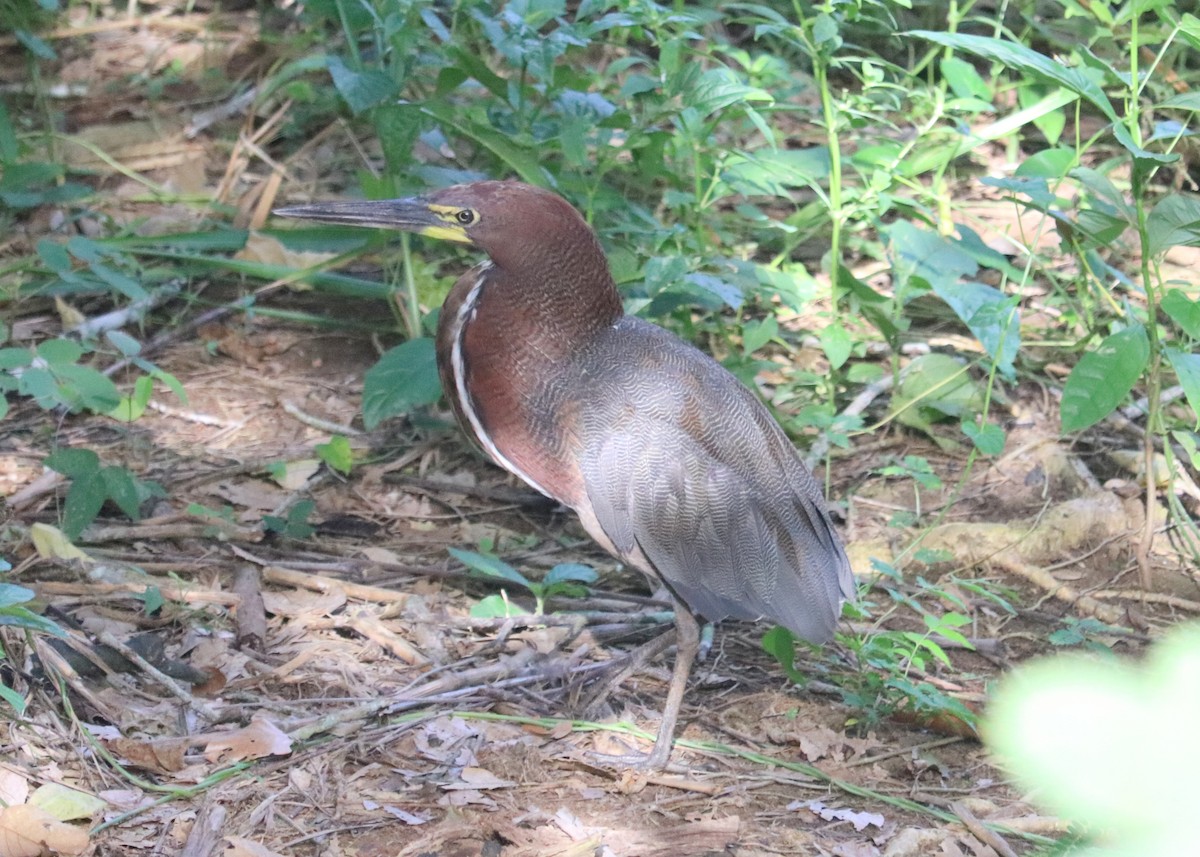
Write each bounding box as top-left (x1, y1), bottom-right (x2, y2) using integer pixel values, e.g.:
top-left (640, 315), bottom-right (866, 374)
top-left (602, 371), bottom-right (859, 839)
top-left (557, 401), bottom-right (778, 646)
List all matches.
top-left (579, 423), bottom-right (852, 645)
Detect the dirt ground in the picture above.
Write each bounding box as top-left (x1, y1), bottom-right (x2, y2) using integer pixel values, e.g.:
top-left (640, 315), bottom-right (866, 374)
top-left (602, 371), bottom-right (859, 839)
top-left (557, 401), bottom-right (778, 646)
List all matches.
top-left (3, 7), bottom-right (1198, 856)
top-left (4, 304), bottom-right (1189, 856)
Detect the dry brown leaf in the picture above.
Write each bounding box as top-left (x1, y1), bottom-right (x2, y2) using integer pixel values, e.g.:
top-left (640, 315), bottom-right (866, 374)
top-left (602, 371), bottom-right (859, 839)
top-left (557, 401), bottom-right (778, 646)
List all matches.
top-left (0, 771), bottom-right (29, 808)
top-left (222, 836), bottom-right (286, 857)
top-left (260, 587), bottom-right (347, 618)
top-left (0, 804), bottom-right (90, 857)
top-left (104, 737), bottom-right (188, 775)
top-left (235, 232), bottom-right (335, 271)
top-left (201, 716), bottom-right (292, 764)
top-left (450, 767), bottom-right (516, 790)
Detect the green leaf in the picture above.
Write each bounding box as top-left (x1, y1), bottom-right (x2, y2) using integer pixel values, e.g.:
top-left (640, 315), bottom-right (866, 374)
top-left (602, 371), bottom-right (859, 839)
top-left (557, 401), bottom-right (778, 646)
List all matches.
top-left (107, 375), bottom-right (153, 422)
top-left (89, 262), bottom-right (148, 301)
top-left (420, 101), bottom-right (554, 187)
top-left (0, 584), bottom-right (35, 609)
top-left (962, 419), bottom-right (1006, 455)
top-left (316, 435), bottom-right (354, 475)
top-left (105, 330), bottom-right (142, 356)
top-left (360, 338), bottom-right (442, 430)
top-left (887, 221), bottom-right (977, 294)
top-left (448, 547), bottom-right (530, 588)
top-left (99, 466), bottom-right (143, 520)
top-left (53, 364), bottom-right (122, 412)
top-left (1166, 348), bottom-right (1200, 427)
top-left (61, 470), bottom-right (107, 539)
top-left (470, 593), bottom-right (529, 618)
top-left (741, 315), bottom-right (778, 355)
top-left (45, 448), bottom-right (100, 479)
top-left (544, 563), bottom-right (597, 585)
top-left (0, 347), bottom-right (32, 369)
top-left (932, 281), bottom-right (1021, 377)
top-left (760, 626), bottom-right (808, 685)
top-left (0, 683), bottom-right (26, 715)
top-left (0, 606), bottom-right (66, 638)
top-left (819, 323), bottom-right (852, 370)
top-left (142, 586), bottom-right (165, 614)
top-left (1061, 326), bottom-right (1150, 432)
top-left (1146, 194), bottom-right (1200, 257)
top-left (1015, 147), bottom-right (1075, 179)
top-left (327, 55), bottom-right (397, 114)
top-left (941, 56), bottom-right (991, 100)
top-left (36, 338), bottom-right (83, 364)
top-left (910, 30), bottom-right (1116, 121)
top-left (1164, 290), bottom-right (1200, 340)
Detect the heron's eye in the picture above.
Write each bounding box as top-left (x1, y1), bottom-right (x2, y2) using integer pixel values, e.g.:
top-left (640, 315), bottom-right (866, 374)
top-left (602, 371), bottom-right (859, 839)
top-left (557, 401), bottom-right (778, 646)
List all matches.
top-left (455, 210), bottom-right (476, 225)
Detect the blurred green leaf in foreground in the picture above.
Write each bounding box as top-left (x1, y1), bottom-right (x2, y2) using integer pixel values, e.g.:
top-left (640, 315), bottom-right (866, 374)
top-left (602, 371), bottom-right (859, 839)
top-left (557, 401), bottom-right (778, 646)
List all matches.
top-left (986, 623), bottom-right (1200, 857)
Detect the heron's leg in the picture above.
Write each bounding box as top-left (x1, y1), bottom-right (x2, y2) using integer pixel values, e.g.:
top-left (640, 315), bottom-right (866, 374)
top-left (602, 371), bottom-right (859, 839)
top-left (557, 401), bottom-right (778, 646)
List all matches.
top-left (645, 602), bottom-right (700, 771)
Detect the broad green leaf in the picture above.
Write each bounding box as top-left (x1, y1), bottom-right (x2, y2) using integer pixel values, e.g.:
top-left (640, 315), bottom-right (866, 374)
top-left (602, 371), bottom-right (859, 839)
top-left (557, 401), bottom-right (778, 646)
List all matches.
top-left (61, 470), bottom-right (107, 539)
top-left (544, 563), bottom-right (597, 585)
top-left (36, 338), bottom-right (83, 364)
top-left (448, 547), bottom-right (530, 587)
top-left (316, 435), bottom-right (354, 475)
top-left (100, 466), bottom-right (143, 520)
top-left (819, 323), bottom-right (852, 370)
top-left (105, 330), bottom-right (142, 356)
top-left (420, 101), bottom-right (553, 187)
top-left (360, 337), bottom-right (442, 430)
top-left (53, 364), bottom-right (122, 412)
top-left (0, 584), bottom-right (35, 609)
top-left (887, 221), bottom-right (977, 294)
top-left (986, 624), bottom-right (1200, 855)
top-left (760, 626), bottom-right (808, 685)
top-left (89, 262), bottom-right (148, 301)
top-left (45, 448), bottom-right (100, 479)
top-left (0, 347), bottom-right (32, 369)
top-left (1164, 290), bottom-right (1200, 340)
top-left (909, 31), bottom-right (1117, 122)
top-left (29, 782), bottom-right (107, 820)
top-left (470, 593), bottom-right (529, 618)
top-left (0, 684), bottom-right (26, 715)
top-left (1061, 326), bottom-right (1149, 432)
top-left (1158, 92), bottom-right (1200, 111)
top-left (941, 56), bottom-right (991, 100)
top-left (1016, 147), bottom-right (1075, 179)
top-left (1146, 194), bottom-right (1200, 257)
top-left (741, 315), bottom-right (778, 355)
top-left (108, 375), bottom-right (153, 422)
top-left (1166, 348), bottom-right (1200, 427)
top-left (327, 55), bottom-right (397, 114)
top-left (0, 606), bottom-right (67, 638)
top-left (933, 282), bottom-right (1021, 377)
top-left (962, 418), bottom-right (1006, 455)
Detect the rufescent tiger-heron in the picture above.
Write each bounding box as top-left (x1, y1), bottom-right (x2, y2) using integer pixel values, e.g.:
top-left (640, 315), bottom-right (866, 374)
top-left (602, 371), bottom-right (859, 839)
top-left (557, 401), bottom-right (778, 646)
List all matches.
top-left (275, 181), bottom-right (854, 769)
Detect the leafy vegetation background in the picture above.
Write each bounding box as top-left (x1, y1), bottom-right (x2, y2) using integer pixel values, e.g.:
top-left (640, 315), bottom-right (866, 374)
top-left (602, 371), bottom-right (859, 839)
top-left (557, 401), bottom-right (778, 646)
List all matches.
top-left (2, 0), bottom-right (1200, 854)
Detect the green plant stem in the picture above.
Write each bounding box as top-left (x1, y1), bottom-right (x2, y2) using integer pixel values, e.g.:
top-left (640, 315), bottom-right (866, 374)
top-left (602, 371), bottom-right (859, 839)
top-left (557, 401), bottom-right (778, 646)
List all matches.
top-left (400, 232), bottom-right (422, 340)
top-left (812, 51), bottom-right (843, 296)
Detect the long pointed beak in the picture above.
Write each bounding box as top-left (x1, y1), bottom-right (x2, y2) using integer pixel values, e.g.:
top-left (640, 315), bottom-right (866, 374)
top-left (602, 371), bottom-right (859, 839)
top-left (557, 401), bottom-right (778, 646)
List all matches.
top-left (274, 199), bottom-right (473, 244)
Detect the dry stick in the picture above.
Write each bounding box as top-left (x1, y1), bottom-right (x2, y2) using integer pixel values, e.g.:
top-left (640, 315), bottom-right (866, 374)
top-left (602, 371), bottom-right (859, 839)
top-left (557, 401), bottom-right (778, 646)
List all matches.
top-left (281, 399), bottom-right (362, 436)
top-left (281, 647), bottom-right (542, 741)
top-left (178, 802), bottom-right (227, 857)
top-left (259, 565), bottom-right (410, 604)
top-left (951, 800), bottom-right (1020, 857)
top-left (231, 565), bottom-right (267, 653)
top-left (304, 615), bottom-right (427, 666)
top-left (35, 581), bottom-right (240, 609)
top-left (1089, 589), bottom-right (1200, 613)
top-left (989, 554), bottom-right (1126, 625)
